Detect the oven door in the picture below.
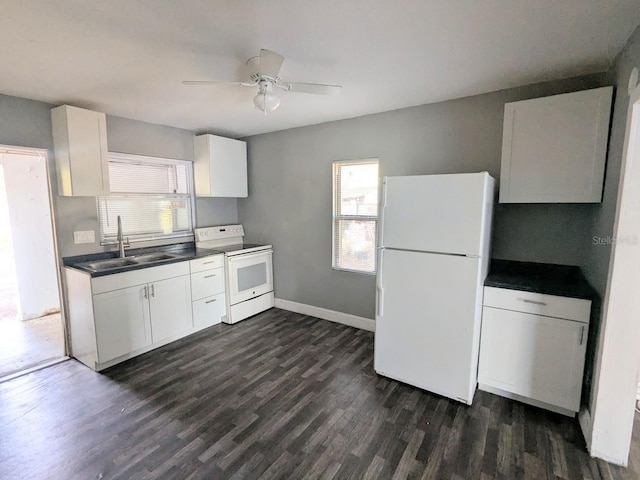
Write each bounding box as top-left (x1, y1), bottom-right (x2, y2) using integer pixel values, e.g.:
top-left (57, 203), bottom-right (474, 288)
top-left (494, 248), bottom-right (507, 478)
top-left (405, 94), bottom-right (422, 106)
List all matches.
top-left (227, 249), bottom-right (273, 305)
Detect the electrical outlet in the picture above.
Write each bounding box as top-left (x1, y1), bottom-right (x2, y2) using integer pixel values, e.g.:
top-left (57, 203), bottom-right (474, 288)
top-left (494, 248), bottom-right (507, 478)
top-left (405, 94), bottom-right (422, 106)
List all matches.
top-left (74, 230), bottom-right (95, 244)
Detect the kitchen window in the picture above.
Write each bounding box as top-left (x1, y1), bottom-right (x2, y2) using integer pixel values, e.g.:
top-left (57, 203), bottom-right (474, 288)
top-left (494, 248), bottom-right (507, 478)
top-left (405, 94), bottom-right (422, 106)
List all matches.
top-left (332, 159), bottom-right (379, 274)
top-left (97, 153), bottom-right (195, 245)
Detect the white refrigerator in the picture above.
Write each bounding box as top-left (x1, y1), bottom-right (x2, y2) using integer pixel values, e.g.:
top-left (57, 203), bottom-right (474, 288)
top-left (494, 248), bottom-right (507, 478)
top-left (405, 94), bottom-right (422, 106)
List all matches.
top-left (374, 172), bottom-right (495, 405)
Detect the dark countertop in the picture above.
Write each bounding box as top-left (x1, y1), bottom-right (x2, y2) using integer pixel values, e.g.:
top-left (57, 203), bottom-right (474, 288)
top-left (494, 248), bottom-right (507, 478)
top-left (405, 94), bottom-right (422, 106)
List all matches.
top-left (63, 242), bottom-right (224, 277)
top-left (485, 259), bottom-right (596, 300)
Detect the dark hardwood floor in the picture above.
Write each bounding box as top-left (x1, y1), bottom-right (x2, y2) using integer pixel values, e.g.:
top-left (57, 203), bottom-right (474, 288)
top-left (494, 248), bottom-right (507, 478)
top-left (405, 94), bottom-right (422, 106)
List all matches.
top-left (0, 308), bottom-right (636, 479)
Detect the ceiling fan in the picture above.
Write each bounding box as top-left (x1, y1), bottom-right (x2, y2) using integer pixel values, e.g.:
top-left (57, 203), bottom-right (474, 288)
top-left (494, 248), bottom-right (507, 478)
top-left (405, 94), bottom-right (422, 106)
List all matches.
top-left (183, 49), bottom-right (342, 115)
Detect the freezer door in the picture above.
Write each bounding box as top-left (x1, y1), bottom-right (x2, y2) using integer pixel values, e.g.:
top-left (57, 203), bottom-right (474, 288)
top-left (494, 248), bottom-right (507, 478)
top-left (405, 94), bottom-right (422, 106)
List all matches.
top-left (381, 173), bottom-right (493, 256)
top-left (374, 248), bottom-right (483, 404)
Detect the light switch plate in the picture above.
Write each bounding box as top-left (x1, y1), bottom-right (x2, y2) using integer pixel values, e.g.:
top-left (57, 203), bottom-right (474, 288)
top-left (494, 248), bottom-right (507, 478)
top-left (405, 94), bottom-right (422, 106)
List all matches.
top-left (74, 230), bottom-right (95, 244)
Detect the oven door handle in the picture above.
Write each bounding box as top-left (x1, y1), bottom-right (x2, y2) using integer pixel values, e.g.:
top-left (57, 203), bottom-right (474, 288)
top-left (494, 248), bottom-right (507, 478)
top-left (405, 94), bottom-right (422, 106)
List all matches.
top-left (227, 249), bottom-right (273, 264)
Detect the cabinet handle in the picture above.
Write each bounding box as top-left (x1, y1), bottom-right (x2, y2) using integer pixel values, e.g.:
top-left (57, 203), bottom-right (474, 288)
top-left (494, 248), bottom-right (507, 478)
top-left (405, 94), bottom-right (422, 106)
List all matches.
top-left (203, 261), bottom-right (216, 264)
top-left (520, 299), bottom-right (547, 306)
top-left (143, 285), bottom-right (148, 299)
top-left (150, 284), bottom-right (155, 298)
top-left (579, 325), bottom-right (585, 345)
top-left (204, 274), bottom-right (216, 278)
top-left (205, 298), bottom-right (217, 304)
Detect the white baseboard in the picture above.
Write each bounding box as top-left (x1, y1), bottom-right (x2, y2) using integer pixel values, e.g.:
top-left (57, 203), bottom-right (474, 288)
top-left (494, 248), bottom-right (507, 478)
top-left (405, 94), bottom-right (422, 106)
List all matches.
top-left (579, 406), bottom-right (593, 451)
top-left (274, 298), bottom-right (375, 332)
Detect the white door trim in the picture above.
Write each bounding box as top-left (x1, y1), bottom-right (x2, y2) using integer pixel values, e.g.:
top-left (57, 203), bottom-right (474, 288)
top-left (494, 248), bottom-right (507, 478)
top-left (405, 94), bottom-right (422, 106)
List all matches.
top-left (587, 82), bottom-right (640, 466)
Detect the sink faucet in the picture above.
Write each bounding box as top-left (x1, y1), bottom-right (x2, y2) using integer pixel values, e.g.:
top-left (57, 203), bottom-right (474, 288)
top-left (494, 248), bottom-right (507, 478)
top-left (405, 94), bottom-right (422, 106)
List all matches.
top-left (116, 215), bottom-right (130, 258)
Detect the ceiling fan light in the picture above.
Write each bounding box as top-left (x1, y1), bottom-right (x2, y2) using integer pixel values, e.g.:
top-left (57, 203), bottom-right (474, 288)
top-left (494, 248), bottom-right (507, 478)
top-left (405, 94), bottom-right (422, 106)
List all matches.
top-left (253, 91), bottom-right (280, 115)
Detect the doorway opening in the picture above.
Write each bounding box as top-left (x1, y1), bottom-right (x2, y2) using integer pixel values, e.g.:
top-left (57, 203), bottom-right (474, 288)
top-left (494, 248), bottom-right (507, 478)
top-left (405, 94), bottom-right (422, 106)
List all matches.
top-left (0, 148), bottom-right (65, 380)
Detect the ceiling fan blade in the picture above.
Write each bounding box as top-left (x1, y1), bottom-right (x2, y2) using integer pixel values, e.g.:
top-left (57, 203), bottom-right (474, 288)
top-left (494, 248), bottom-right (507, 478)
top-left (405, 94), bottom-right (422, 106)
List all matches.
top-left (182, 81), bottom-right (257, 87)
top-left (183, 81), bottom-right (224, 85)
top-left (286, 82), bottom-right (342, 96)
top-left (259, 49), bottom-right (285, 79)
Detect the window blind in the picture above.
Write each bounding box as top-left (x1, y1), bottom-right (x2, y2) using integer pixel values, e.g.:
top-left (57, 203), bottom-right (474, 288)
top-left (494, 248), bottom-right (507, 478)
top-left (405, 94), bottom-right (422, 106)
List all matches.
top-left (332, 159), bottom-right (379, 273)
top-left (98, 153), bottom-right (194, 244)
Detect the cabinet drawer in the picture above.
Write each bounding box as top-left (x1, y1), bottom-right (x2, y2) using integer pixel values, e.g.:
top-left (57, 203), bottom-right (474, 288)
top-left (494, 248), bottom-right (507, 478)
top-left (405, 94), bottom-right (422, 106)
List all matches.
top-left (190, 254), bottom-right (224, 273)
top-left (483, 287), bottom-right (591, 323)
top-left (191, 268), bottom-right (224, 300)
top-left (193, 293), bottom-right (226, 329)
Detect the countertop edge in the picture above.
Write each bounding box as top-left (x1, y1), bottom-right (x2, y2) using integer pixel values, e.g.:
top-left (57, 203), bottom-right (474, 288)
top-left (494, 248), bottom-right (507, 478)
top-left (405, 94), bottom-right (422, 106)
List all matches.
top-left (63, 244), bottom-right (224, 277)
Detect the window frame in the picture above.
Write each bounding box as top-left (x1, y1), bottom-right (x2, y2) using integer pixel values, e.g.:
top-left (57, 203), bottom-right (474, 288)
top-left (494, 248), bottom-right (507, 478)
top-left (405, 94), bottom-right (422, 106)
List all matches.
top-left (97, 152), bottom-right (196, 246)
top-left (332, 158), bottom-right (380, 275)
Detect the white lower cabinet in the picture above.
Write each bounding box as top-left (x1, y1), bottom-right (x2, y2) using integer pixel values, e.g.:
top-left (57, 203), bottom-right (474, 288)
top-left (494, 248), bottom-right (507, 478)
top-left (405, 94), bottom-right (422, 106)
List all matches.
top-left (190, 254), bottom-right (226, 328)
top-left (193, 292), bottom-right (225, 330)
top-left (66, 261), bottom-right (197, 371)
top-left (66, 256), bottom-right (229, 371)
top-left (93, 285), bottom-right (151, 363)
top-left (478, 287), bottom-right (591, 415)
top-left (148, 275), bottom-right (193, 342)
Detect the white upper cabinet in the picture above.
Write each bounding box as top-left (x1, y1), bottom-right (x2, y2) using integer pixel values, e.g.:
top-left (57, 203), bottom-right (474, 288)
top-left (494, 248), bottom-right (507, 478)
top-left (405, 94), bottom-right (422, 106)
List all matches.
top-left (51, 105), bottom-right (110, 197)
top-left (499, 86), bottom-right (613, 203)
top-left (194, 134), bottom-right (248, 198)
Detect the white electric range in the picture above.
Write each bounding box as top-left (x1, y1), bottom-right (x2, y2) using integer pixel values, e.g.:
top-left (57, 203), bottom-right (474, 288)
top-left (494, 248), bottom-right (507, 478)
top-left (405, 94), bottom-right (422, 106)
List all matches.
top-left (195, 225), bottom-right (274, 324)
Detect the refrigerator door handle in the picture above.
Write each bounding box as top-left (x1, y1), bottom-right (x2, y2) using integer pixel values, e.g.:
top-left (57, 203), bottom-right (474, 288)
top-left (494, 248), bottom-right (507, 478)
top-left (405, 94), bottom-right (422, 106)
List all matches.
top-left (376, 248), bottom-right (384, 317)
top-left (379, 178), bottom-right (388, 248)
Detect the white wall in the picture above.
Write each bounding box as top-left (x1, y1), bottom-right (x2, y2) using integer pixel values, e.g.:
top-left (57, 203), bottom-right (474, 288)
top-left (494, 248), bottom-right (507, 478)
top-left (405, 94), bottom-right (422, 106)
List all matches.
top-left (0, 151), bottom-right (60, 320)
top-left (587, 84), bottom-right (640, 466)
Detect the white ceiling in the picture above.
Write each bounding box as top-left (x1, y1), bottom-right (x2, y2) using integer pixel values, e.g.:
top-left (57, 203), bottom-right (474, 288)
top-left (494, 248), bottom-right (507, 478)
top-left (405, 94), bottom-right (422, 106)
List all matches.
top-left (1, 1), bottom-right (639, 138)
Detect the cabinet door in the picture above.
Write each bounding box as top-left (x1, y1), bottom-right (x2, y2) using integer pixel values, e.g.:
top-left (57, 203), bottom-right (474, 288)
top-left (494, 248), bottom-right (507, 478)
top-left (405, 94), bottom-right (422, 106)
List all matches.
top-left (148, 275), bottom-right (193, 342)
top-left (499, 86), bottom-right (612, 203)
top-left (51, 105), bottom-right (109, 197)
top-left (93, 285), bottom-right (151, 363)
top-left (194, 134), bottom-right (247, 198)
top-left (478, 306), bottom-right (588, 412)
top-left (193, 293), bottom-right (226, 330)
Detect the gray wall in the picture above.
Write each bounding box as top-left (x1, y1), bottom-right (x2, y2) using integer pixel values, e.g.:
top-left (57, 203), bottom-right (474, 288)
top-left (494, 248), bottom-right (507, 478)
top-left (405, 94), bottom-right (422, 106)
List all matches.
top-left (196, 198), bottom-right (238, 227)
top-left (238, 73), bottom-right (609, 319)
top-left (0, 93), bottom-right (237, 258)
top-left (0, 94), bottom-right (54, 150)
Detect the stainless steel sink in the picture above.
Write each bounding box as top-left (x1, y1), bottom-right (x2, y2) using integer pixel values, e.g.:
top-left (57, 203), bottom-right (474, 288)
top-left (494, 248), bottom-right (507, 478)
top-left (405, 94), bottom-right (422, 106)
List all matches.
top-left (77, 251), bottom-right (185, 272)
top-left (130, 253), bottom-right (181, 263)
top-left (82, 258), bottom-right (138, 271)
